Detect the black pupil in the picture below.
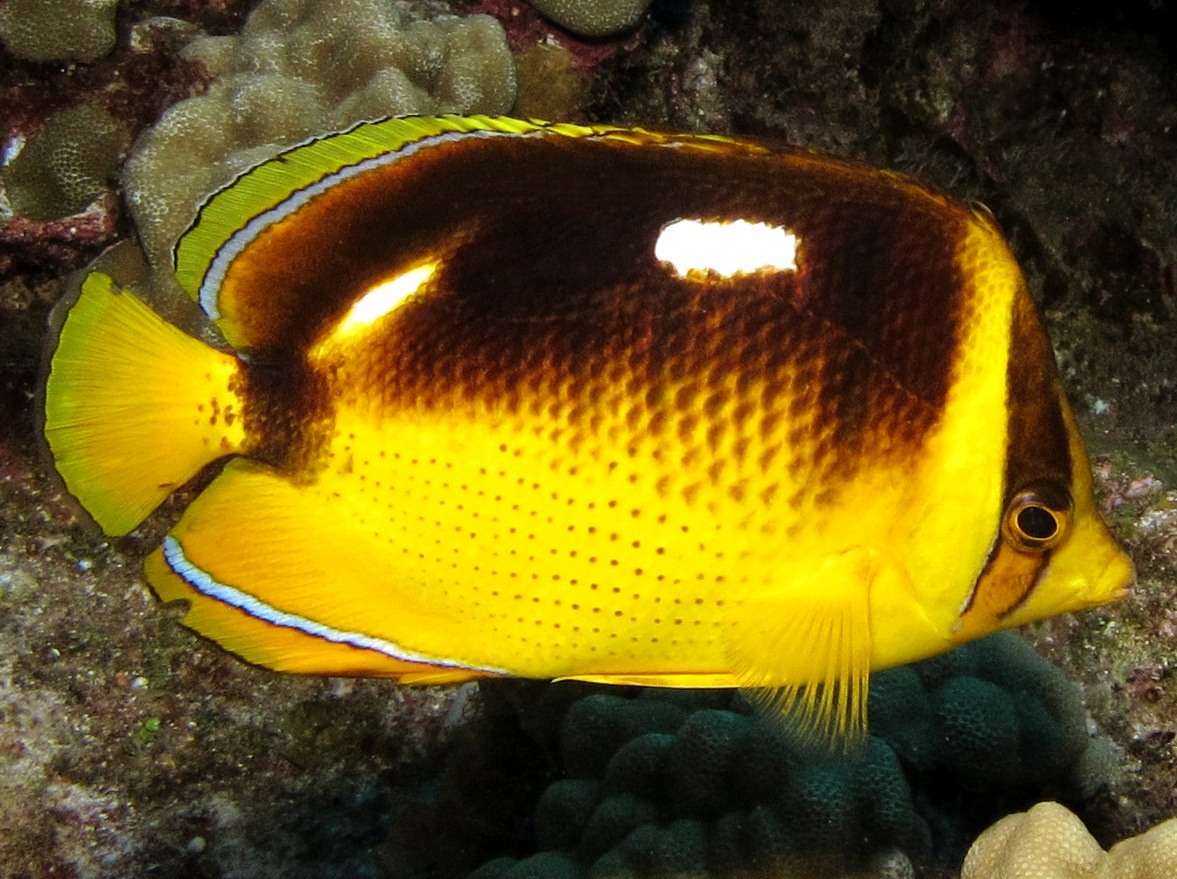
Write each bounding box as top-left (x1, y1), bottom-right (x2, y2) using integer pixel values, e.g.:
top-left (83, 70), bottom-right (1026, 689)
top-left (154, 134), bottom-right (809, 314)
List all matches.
top-left (1017, 505), bottom-right (1058, 540)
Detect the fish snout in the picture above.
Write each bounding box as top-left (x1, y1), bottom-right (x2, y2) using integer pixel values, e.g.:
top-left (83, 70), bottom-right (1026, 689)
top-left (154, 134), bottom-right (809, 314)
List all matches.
top-left (1090, 544), bottom-right (1135, 606)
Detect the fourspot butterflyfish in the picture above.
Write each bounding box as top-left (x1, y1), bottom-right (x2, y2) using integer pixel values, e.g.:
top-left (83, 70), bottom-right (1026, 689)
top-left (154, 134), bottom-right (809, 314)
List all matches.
top-left (42, 115), bottom-right (1133, 742)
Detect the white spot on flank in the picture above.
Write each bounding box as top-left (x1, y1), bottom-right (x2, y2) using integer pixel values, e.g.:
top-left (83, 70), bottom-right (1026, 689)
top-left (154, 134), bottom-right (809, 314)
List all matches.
top-left (655, 218), bottom-right (799, 278)
top-left (339, 262), bottom-right (437, 334)
top-left (310, 261), bottom-right (439, 361)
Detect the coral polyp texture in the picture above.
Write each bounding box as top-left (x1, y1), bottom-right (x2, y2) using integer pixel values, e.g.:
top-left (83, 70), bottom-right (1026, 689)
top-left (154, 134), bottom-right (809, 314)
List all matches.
top-left (123, 0), bottom-right (518, 278)
top-left (526, 0), bottom-right (655, 37)
top-left (2, 104), bottom-right (130, 222)
top-left (0, 0), bottom-right (118, 62)
top-left (456, 633), bottom-right (1111, 879)
top-left (962, 801), bottom-right (1177, 879)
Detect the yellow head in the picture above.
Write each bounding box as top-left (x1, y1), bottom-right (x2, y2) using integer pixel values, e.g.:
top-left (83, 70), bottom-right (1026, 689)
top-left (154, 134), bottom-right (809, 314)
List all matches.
top-left (870, 207), bottom-right (1133, 669)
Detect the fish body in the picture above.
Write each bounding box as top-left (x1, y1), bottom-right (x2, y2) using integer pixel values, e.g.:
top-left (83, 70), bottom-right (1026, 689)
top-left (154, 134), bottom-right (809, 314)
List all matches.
top-left (42, 116), bottom-right (1132, 739)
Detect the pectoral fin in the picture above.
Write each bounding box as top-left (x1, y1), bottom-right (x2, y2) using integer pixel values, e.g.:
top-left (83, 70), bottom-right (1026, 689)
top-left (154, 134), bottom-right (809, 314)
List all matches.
top-left (727, 547), bottom-right (885, 746)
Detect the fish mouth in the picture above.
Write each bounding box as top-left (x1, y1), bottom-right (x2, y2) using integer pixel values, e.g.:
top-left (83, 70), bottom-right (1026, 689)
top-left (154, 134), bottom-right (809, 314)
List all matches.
top-left (1089, 545), bottom-right (1135, 607)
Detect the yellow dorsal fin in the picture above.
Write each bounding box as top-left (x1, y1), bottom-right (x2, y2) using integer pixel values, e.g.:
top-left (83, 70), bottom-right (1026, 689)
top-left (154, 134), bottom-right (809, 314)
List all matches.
top-left (727, 548), bottom-right (879, 749)
top-left (171, 114), bottom-right (748, 349)
top-left (41, 271), bottom-right (245, 535)
top-left (174, 117), bottom-right (584, 329)
top-left (176, 116), bottom-right (530, 296)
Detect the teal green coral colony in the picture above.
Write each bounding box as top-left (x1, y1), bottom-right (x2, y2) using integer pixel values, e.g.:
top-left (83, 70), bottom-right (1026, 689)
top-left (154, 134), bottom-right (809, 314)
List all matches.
top-left (462, 634), bottom-right (1104, 879)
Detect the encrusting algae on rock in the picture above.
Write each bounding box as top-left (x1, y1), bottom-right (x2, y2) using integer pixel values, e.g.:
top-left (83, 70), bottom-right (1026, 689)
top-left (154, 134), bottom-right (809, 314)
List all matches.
top-left (41, 114), bottom-right (1133, 746)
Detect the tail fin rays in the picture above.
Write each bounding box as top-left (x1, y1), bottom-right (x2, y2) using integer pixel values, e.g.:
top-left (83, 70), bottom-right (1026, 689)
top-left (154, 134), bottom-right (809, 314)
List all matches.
top-left (42, 272), bottom-right (246, 535)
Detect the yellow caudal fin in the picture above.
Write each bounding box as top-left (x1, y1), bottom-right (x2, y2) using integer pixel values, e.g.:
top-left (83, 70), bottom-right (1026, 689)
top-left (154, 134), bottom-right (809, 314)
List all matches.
top-left (728, 548), bottom-right (879, 748)
top-left (42, 271), bottom-right (246, 536)
top-left (145, 458), bottom-right (497, 681)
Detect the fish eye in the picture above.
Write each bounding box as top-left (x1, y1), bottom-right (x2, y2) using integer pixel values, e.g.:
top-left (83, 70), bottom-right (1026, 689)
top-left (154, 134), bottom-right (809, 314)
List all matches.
top-left (1017, 506), bottom-right (1058, 540)
top-left (1003, 484), bottom-right (1072, 552)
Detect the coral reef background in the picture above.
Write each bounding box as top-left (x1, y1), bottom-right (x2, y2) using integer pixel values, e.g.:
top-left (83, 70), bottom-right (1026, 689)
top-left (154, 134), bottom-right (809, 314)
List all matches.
top-left (2, 0), bottom-right (1176, 876)
top-left (389, 634), bottom-right (1128, 879)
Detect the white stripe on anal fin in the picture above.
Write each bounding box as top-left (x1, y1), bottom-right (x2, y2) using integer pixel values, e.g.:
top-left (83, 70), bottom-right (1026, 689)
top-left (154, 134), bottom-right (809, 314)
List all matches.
top-left (161, 534), bottom-right (507, 673)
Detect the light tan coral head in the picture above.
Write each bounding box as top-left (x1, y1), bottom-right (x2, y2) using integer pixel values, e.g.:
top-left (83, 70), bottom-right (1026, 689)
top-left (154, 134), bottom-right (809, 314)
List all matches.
top-left (963, 802), bottom-right (1177, 879)
top-left (41, 116), bottom-right (1132, 745)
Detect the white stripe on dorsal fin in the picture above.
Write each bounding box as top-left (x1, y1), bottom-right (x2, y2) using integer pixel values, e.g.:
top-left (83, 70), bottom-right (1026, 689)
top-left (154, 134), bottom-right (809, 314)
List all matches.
top-left (175, 116), bottom-right (578, 323)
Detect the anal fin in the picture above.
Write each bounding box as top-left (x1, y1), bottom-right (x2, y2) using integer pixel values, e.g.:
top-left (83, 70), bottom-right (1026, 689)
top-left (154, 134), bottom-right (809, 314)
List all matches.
top-left (145, 458), bottom-right (497, 681)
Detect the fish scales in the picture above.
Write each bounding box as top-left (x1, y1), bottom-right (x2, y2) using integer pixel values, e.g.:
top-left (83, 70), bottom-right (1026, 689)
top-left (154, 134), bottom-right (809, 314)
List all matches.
top-left (41, 115), bottom-right (1133, 742)
top-left (240, 137), bottom-right (955, 674)
top-left (244, 135), bottom-right (961, 489)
